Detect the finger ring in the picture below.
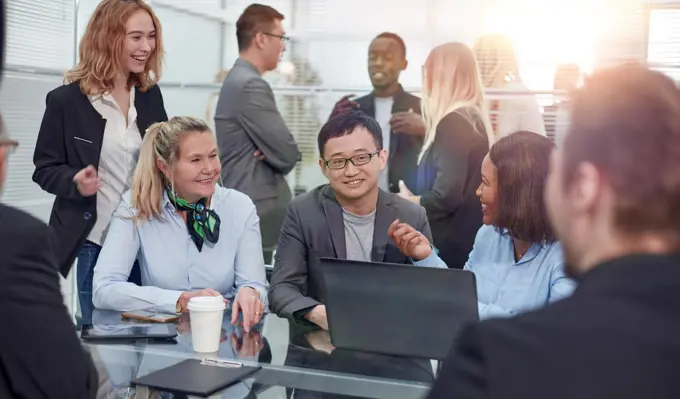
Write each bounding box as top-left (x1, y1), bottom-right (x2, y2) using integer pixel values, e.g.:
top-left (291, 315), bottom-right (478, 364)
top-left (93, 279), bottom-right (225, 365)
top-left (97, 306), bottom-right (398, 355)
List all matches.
top-left (255, 311), bottom-right (262, 315)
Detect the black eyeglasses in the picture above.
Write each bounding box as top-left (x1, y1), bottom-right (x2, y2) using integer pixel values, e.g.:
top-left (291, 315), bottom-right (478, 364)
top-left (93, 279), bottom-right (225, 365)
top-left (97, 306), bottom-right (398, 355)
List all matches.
top-left (263, 32), bottom-right (290, 43)
top-left (324, 150), bottom-right (382, 170)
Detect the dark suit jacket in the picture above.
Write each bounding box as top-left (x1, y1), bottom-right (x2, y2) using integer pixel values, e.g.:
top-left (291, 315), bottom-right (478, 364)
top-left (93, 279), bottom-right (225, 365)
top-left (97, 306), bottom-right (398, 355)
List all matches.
top-left (353, 85), bottom-right (423, 193)
top-left (32, 81), bottom-right (167, 277)
top-left (0, 204), bottom-right (99, 398)
top-left (214, 58), bottom-right (301, 215)
top-left (415, 112), bottom-right (488, 269)
top-left (268, 185), bottom-right (435, 321)
top-left (428, 254), bottom-right (680, 399)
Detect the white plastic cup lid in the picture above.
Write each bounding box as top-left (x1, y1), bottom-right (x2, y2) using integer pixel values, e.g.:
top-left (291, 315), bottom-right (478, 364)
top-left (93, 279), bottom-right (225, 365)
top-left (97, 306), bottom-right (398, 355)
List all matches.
top-left (187, 295), bottom-right (225, 311)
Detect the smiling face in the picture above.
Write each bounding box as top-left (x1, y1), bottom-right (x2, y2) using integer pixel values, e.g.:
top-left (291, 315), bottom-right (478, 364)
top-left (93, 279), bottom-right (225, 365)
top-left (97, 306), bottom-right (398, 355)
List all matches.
top-left (476, 154), bottom-right (498, 225)
top-left (160, 132), bottom-right (221, 202)
top-left (120, 10), bottom-right (156, 75)
top-left (368, 36), bottom-right (406, 92)
top-left (319, 126), bottom-right (387, 202)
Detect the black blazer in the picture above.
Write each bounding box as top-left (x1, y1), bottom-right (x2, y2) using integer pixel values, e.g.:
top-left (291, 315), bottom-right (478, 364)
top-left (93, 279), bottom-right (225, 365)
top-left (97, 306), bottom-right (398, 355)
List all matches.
top-left (415, 111), bottom-right (488, 269)
top-left (428, 254), bottom-right (680, 399)
top-left (268, 185), bottom-right (435, 321)
top-left (0, 204), bottom-right (99, 398)
top-left (32, 81), bottom-right (168, 277)
top-left (353, 85), bottom-right (423, 193)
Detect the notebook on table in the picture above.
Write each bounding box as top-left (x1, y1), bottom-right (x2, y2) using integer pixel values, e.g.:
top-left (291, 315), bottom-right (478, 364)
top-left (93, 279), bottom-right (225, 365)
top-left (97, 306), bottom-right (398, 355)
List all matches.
top-left (132, 358), bottom-right (261, 397)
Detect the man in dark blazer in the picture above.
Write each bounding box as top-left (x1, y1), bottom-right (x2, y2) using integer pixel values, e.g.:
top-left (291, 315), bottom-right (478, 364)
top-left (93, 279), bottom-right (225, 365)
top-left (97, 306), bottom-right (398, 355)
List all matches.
top-left (0, 15), bottom-right (99, 393)
top-left (269, 111), bottom-right (446, 331)
top-left (428, 65), bottom-right (680, 399)
top-left (214, 4), bottom-right (300, 263)
top-left (329, 32), bottom-right (424, 194)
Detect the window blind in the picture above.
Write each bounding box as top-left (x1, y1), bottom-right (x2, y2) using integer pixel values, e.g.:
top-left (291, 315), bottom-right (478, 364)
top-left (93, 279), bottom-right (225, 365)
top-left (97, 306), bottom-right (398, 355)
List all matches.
top-left (1, 0), bottom-right (74, 219)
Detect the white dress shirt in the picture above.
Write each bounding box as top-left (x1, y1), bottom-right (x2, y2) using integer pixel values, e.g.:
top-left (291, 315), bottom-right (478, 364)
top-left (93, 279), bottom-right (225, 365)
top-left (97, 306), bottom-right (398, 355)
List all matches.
top-left (88, 89), bottom-right (142, 246)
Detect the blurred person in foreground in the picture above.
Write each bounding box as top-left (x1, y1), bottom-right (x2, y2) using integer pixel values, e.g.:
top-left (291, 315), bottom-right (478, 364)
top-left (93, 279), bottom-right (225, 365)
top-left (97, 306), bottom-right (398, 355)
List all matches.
top-left (467, 131), bottom-right (575, 319)
top-left (329, 32), bottom-right (424, 194)
top-left (0, 1), bottom-right (99, 394)
top-left (214, 4), bottom-right (300, 264)
top-left (428, 64), bottom-right (680, 399)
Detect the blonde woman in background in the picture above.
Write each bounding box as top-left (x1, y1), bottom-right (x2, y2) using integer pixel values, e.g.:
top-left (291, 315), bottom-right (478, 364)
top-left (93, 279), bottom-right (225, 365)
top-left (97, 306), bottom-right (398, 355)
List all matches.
top-left (473, 34), bottom-right (546, 138)
top-left (92, 116), bottom-right (268, 333)
top-left (398, 42), bottom-right (491, 269)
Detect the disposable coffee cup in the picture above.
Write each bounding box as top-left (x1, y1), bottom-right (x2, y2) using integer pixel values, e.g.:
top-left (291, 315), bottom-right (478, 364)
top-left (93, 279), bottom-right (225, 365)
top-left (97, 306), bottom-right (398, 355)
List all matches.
top-left (187, 296), bottom-right (226, 353)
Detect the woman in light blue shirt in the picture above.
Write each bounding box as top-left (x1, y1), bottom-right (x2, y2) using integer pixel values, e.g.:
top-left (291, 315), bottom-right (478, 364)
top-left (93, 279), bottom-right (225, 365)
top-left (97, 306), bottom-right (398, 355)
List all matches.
top-left (93, 116), bottom-right (267, 331)
top-left (466, 131), bottom-right (575, 319)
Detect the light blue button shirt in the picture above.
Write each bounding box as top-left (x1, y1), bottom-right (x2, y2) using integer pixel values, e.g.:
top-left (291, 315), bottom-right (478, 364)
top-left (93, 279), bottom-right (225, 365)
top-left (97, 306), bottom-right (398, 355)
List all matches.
top-left (464, 225), bottom-right (576, 319)
top-left (93, 186), bottom-right (269, 314)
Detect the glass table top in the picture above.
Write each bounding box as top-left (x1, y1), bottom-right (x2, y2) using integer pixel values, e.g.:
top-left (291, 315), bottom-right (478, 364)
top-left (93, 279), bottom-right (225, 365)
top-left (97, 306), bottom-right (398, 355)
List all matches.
top-left (82, 308), bottom-right (435, 398)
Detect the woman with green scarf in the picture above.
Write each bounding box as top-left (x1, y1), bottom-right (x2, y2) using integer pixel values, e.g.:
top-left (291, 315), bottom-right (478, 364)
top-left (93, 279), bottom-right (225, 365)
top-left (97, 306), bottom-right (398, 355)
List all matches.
top-left (92, 116), bottom-right (267, 332)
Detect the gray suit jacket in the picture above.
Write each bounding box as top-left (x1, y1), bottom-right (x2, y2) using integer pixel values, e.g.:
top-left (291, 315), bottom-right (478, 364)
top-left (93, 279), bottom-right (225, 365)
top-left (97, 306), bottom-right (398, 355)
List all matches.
top-left (214, 58), bottom-right (300, 211)
top-left (268, 185), bottom-right (435, 321)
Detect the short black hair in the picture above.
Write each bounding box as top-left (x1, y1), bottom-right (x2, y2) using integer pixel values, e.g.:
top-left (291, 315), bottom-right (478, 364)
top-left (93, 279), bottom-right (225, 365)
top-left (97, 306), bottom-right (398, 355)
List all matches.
top-left (373, 32), bottom-right (406, 58)
top-left (490, 131), bottom-right (556, 243)
top-left (317, 110), bottom-right (383, 157)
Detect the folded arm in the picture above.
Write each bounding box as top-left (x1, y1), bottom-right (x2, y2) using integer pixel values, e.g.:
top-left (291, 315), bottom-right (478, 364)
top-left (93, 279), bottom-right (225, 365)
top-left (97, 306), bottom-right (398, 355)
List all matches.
top-left (238, 78), bottom-right (301, 174)
top-left (92, 201), bottom-right (183, 314)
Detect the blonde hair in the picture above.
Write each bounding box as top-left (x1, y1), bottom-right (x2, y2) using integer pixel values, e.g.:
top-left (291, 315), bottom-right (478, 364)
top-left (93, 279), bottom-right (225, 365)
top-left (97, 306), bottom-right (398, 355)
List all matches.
top-left (131, 116), bottom-right (213, 221)
top-left (419, 42), bottom-right (493, 162)
top-left (473, 34), bottom-right (520, 89)
top-left (65, 0), bottom-right (164, 95)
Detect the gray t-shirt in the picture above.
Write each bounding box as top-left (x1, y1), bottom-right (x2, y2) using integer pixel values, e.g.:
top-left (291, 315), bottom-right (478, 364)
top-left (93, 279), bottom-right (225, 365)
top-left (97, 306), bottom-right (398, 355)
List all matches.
top-left (374, 96), bottom-right (394, 191)
top-left (342, 208), bottom-right (376, 262)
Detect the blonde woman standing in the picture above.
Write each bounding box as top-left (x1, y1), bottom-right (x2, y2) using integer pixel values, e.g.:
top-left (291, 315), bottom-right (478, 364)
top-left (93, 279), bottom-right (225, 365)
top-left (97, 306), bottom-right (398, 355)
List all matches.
top-left (398, 42), bottom-right (491, 269)
top-left (93, 117), bottom-right (268, 333)
top-left (32, 0), bottom-right (168, 321)
top-left (473, 34), bottom-right (546, 139)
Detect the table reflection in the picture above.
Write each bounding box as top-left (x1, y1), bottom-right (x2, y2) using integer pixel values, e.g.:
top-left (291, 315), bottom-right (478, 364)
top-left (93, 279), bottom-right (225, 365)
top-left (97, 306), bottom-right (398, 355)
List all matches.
top-left (83, 309), bottom-right (433, 398)
top-left (283, 327), bottom-right (434, 398)
top-left (86, 309), bottom-right (269, 398)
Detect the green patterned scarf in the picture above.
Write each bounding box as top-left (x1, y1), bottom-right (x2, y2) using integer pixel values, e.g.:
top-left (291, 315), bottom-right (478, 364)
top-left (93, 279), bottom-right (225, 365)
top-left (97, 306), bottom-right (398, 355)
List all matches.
top-left (166, 187), bottom-right (221, 251)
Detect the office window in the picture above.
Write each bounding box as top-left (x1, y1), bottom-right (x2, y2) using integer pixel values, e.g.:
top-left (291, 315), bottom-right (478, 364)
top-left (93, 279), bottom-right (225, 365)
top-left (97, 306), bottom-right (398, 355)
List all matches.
top-left (648, 7), bottom-right (680, 81)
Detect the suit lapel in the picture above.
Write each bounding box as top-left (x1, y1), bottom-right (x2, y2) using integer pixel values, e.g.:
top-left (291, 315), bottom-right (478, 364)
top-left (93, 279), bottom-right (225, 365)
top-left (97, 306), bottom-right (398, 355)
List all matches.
top-left (371, 190), bottom-right (395, 262)
top-left (321, 186), bottom-right (346, 259)
top-left (134, 86), bottom-right (148, 137)
top-left (74, 89), bottom-right (106, 167)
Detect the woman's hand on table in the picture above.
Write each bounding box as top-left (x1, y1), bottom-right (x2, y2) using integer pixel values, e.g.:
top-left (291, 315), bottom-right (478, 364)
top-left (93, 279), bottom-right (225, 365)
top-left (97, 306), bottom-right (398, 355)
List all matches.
top-left (176, 288), bottom-right (227, 314)
top-left (231, 287), bottom-right (265, 332)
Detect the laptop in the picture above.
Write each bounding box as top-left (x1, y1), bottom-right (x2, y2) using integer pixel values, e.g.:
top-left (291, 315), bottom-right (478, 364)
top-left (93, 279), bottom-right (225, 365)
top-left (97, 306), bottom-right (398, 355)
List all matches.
top-left (319, 257), bottom-right (479, 360)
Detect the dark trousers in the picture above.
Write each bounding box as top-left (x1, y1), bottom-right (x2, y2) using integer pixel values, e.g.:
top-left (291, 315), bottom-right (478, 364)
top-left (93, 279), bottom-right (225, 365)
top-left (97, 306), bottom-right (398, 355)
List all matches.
top-left (76, 240), bottom-right (141, 323)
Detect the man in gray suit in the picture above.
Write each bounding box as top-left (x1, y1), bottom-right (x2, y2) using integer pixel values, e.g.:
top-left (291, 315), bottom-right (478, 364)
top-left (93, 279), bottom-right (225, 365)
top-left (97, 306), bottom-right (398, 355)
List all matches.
top-left (215, 4), bottom-right (300, 262)
top-left (268, 111), bottom-right (447, 331)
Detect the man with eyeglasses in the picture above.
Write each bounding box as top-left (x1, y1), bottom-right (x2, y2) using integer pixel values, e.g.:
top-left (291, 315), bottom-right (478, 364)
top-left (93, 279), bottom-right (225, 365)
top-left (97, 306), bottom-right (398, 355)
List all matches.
top-left (215, 3), bottom-right (300, 264)
top-left (269, 111), bottom-right (446, 331)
